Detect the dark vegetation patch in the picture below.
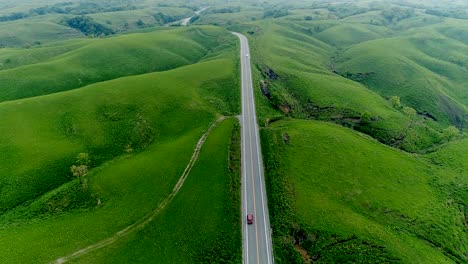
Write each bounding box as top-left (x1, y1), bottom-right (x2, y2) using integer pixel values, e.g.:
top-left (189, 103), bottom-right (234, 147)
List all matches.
top-left (152, 12), bottom-right (181, 25)
top-left (32, 1), bottom-right (139, 16)
top-left (0, 1), bottom-right (139, 22)
top-left (417, 111), bottom-right (437, 121)
top-left (64, 16), bottom-right (115, 36)
top-left (326, 3), bottom-right (370, 19)
top-left (193, 122), bottom-right (241, 263)
top-left (259, 80), bottom-right (271, 99)
top-left (262, 66), bottom-right (280, 80)
top-left (381, 7), bottom-right (415, 24)
top-left (263, 9), bottom-right (289, 19)
top-left (338, 71), bottom-right (376, 83)
top-left (206, 7), bottom-right (241, 14)
top-left (426, 8), bottom-right (468, 20)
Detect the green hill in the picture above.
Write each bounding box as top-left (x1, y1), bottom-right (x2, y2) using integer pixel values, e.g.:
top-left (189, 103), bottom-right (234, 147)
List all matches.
top-left (0, 19), bottom-right (82, 47)
top-left (0, 26), bottom-right (227, 102)
top-left (262, 120), bottom-right (467, 263)
top-left (235, 3), bottom-right (467, 263)
top-left (0, 40), bottom-right (88, 70)
top-left (0, 26), bottom-right (241, 263)
top-left (336, 33), bottom-right (468, 128)
top-left (314, 23), bottom-right (391, 47)
top-left (247, 19), bottom-right (445, 152)
top-left (68, 118), bottom-right (242, 264)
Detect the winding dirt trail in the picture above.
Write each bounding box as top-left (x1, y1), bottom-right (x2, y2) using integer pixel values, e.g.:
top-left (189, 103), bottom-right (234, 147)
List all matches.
top-left (54, 117), bottom-right (225, 264)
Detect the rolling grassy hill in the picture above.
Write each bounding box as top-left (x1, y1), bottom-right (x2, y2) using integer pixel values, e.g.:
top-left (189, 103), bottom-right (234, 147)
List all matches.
top-left (0, 1), bottom-right (466, 263)
top-left (262, 120), bottom-right (467, 263)
top-left (0, 26), bottom-right (241, 263)
top-left (246, 19), bottom-right (447, 152)
top-left (88, 6), bottom-right (193, 29)
top-left (0, 26), bottom-right (227, 102)
top-left (0, 18), bottom-right (82, 48)
top-left (0, 40), bottom-right (88, 70)
top-left (336, 30), bottom-right (468, 128)
top-left (0, 1), bottom-right (199, 48)
top-left (228, 1), bottom-right (468, 263)
top-left (314, 23), bottom-right (391, 47)
top-left (68, 118), bottom-right (242, 264)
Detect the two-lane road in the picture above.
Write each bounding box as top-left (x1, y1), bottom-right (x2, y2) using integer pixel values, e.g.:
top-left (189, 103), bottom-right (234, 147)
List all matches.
top-left (232, 32), bottom-right (274, 264)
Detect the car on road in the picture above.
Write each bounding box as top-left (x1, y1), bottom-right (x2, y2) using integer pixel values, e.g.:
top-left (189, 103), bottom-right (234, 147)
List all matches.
top-left (247, 214), bottom-right (254, 225)
top-left (246, 54), bottom-right (249, 57)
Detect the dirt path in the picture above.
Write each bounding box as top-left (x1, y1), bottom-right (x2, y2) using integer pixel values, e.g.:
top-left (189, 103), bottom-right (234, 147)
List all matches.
top-left (54, 117), bottom-right (225, 264)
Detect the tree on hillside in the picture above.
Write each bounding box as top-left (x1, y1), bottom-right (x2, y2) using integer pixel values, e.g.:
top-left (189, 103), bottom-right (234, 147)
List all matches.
top-left (389, 96), bottom-right (401, 109)
top-left (71, 153), bottom-right (90, 184)
top-left (136, 19), bottom-right (145, 27)
top-left (65, 16), bottom-right (115, 36)
top-left (381, 7), bottom-right (415, 24)
top-left (153, 12), bottom-right (178, 25)
top-left (443, 126), bottom-right (460, 141)
top-left (76, 152), bottom-right (90, 166)
top-left (71, 165), bottom-right (88, 183)
top-left (263, 9), bottom-right (289, 19)
top-left (403, 106), bottom-right (417, 117)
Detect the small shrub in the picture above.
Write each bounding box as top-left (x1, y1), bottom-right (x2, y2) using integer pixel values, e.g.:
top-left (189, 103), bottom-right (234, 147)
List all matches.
top-left (389, 96), bottom-right (401, 109)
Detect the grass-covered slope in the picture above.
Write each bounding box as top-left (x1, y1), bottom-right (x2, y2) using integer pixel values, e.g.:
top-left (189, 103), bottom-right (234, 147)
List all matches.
top-left (0, 40), bottom-right (88, 70)
top-left (0, 26), bottom-right (241, 263)
top-left (262, 120), bottom-right (467, 263)
top-left (234, 4), bottom-right (467, 263)
top-left (336, 33), bottom-right (468, 128)
top-left (69, 118), bottom-right (242, 264)
top-left (89, 6), bottom-right (193, 30)
top-left (0, 27), bottom-right (227, 102)
top-left (0, 45), bottom-right (238, 213)
top-left (247, 19), bottom-right (445, 152)
top-left (314, 23), bottom-right (391, 47)
top-left (0, 19), bottom-right (82, 47)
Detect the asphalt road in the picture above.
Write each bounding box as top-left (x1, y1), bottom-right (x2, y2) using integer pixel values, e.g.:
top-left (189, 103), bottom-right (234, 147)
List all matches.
top-left (232, 32), bottom-right (274, 264)
top-left (180, 7), bottom-right (208, 26)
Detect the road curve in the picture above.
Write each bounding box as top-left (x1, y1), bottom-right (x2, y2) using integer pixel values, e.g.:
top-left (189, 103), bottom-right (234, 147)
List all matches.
top-left (232, 32), bottom-right (274, 264)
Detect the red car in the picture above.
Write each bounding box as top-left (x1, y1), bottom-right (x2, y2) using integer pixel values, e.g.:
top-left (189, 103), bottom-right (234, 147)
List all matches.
top-left (247, 214), bottom-right (254, 225)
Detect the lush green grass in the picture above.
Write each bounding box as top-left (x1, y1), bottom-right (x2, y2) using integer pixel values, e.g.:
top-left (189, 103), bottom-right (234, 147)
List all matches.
top-left (0, 18), bottom-right (82, 47)
top-left (314, 23), bottom-right (391, 47)
top-left (0, 26), bottom-right (228, 102)
top-left (195, 10), bottom-right (264, 27)
top-left (0, 40), bottom-right (87, 70)
top-left (262, 119), bottom-right (466, 263)
top-left (0, 2), bottom-right (466, 264)
top-left (233, 5), bottom-right (467, 262)
top-left (68, 118), bottom-right (241, 264)
top-left (246, 19), bottom-right (446, 152)
top-left (336, 32), bottom-right (468, 127)
top-left (0, 26), bottom-right (241, 262)
top-left (89, 6), bottom-right (193, 30)
top-left (0, 43), bottom-right (238, 212)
